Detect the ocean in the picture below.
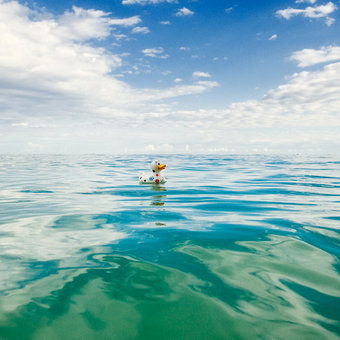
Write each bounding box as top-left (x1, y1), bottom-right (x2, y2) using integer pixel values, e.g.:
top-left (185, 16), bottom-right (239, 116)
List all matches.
top-left (0, 154), bottom-right (339, 339)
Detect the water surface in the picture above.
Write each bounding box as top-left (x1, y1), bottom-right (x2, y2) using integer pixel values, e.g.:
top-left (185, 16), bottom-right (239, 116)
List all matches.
top-left (0, 154), bottom-right (339, 339)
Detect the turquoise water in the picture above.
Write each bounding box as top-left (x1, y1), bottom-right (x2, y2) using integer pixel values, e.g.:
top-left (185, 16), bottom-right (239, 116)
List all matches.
top-left (0, 154), bottom-right (339, 340)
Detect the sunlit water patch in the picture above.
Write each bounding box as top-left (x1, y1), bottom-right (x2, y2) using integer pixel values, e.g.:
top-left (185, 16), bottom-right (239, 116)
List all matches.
top-left (0, 154), bottom-right (339, 339)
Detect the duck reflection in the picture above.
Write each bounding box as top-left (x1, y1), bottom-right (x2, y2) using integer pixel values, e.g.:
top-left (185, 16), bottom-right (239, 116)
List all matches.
top-left (150, 184), bottom-right (167, 193)
top-left (150, 184), bottom-right (167, 206)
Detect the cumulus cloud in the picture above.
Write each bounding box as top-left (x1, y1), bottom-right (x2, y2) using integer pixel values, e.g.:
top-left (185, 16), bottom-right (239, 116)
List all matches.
top-left (176, 7), bottom-right (194, 16)
top-left (193, 71), bottom-right (212, 78)
top-left (269, 34), bottom-right (278, 40)
top-left (226, 61), bottom-right (340, 127)
top-left (132, 26), bottom-right (150, 34)
top-left (290, 45), bottom-right (340, 67)
top-left (277, 2), bottom-right (335, 19)
top-left (114, 33), bottom-right (129, 41)
top-left (276, 2), bottom-right (337, 25)
top-left (109, 16), bottom-right (142, 26)
top-left (296, 0), bottom-right (317, 3)
top-left (0, 1), bottom-right (135, 121)
top-left (138, 80), bottom-right (219, 101)
top-left (122, 0), bottom-right (177, 4)
top-left (182, 60), bottom-right (340, 129)
top-left (325, 16), bottom-right (335, 26)
top-left (142, 47), bottom-right (168, 58)
top-left (52, 6), bottom-right (141, 41)
top-left (0, 0), bottom-right (218, 133)
top-left (141, 47), bottom-right (340, 136)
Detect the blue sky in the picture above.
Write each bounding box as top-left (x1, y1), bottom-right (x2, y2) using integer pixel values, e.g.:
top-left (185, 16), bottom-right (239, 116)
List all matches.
top-left (1, 0), bottom-right (340, 153)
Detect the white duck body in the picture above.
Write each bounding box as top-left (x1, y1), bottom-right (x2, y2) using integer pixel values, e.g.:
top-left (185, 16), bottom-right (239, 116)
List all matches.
top-left (139, 160), bottom-right (166, 184)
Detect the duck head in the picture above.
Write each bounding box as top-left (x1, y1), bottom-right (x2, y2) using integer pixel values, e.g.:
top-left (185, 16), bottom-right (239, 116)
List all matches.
top-left (150, 160), bottom-right (166, 174)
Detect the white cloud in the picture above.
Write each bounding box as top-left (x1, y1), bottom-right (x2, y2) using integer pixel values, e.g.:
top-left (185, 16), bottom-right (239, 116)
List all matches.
top-left (276, 2), bottom-right (337, 25)
top-left (139, 49), bottom-right (340, 141)
top-left (0, 0), bottom-right (217, 133)
top-left (114, 33), bottom-right (129, 41)
top-left (325, 17), bottom-right (335, 26)
top-left (138, 80), bottom-right (219, 101)
top-left (176, 7), bottom-right (194, 16)
top-left (0, 2), bottom-right (130, 115)
top-left (58, 7), bottom-right (115, 41)
top-left (269, 34), bottom-right (278, 40)
top-left (160, 20), bottom-right (171, 25)
top-left (109, 16), bottom-right (142, 26)
top-left (132, 26), bottom-right (150, 34)
top-left (277, 2), bottom-right (336, 19)
top-left (54, 6), bottom-right (141, 41)
top-left (185, 60), bottom-right (340, 129)
top-left (296, 0), bottom-right (317, 3)
top-left (142, 47), bottom-right (168, 58)
top-left (119, 52), bottom-right (131, 57)
top-left (193, 71), bottom-right (212, 78)
top-left (291, 45), bottom-right (340, 67)
top-left (123, 0), bottom-right (177, 4)
top-left (174, 78), bottom-right (183, 83)
top-left (225, 7), bottom-right (233, 13)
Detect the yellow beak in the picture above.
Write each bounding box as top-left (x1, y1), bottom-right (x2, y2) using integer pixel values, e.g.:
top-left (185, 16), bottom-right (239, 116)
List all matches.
top-left (158, 164), bottom-right (166, 171)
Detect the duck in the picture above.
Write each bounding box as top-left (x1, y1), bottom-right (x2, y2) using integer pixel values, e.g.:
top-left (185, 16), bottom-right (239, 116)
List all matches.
top-left (139, 160), bottom-right (166, 184)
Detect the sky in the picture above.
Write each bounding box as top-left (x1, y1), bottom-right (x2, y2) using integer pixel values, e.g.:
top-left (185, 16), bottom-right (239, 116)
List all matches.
top-left (0, 0), bottom-right (340, 154)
